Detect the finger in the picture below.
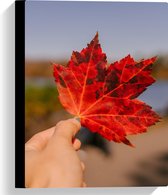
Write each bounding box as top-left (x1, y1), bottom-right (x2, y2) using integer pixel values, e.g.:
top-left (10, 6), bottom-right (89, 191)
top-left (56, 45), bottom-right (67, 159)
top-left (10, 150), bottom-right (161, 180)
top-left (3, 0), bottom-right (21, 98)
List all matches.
top-left (25, 127), bottom-right (55, 152)
top-left (82, 182), bottom-right (87, 187)
top-left (81, 161), bottom-right (85, 171)
top-left (72, 138), bottom-right (81, 150)
top-left (54, 118), bottom-right (81, 142)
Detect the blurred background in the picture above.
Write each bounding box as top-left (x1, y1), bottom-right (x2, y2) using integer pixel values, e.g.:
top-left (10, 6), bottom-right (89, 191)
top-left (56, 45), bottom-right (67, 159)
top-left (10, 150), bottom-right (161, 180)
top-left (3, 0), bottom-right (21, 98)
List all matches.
top-left (25, 1), bottom-right (168, 187)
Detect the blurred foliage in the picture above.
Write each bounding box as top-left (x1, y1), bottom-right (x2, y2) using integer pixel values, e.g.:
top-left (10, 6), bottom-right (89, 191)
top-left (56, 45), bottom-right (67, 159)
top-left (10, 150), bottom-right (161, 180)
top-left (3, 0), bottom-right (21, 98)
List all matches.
top-left (25, 85), bottom-right (62, 116)
top-left (25, 55), bottom-right (168, 79)
top-left (152, 56), bottom-right (168, 79)
top-left (25, 60), bottom-right (67, 77)
top-left (25, 85), bottom-right (63, 139)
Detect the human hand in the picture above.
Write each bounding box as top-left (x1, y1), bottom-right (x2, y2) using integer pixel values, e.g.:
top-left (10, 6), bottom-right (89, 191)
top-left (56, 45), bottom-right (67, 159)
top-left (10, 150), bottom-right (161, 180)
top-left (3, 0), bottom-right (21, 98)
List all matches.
top-left (25, 118), bottom-right (86, 188)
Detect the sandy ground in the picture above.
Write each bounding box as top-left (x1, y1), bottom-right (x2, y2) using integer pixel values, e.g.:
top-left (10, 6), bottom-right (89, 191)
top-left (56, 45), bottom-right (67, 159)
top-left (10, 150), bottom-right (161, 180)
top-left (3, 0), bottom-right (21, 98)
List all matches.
top-left (78, 118), bottom-right (168, 187)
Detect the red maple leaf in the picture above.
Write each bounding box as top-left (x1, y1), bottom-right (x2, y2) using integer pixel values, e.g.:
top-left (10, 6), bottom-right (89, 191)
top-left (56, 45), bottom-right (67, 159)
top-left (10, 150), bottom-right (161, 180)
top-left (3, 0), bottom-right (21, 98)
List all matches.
top-left (53, 33), bottom-right (160, 146)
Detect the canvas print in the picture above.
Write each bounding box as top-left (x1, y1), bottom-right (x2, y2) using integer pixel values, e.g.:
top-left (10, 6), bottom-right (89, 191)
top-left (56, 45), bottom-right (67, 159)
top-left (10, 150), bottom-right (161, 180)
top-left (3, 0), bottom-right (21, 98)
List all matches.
top-left (25, 1), bottom-right (168, 187)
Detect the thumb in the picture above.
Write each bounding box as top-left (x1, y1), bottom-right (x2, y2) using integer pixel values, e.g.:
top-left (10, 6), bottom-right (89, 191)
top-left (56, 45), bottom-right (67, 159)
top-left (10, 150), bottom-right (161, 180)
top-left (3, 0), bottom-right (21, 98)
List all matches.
top-left (53, 118), bottom-right (81, 142)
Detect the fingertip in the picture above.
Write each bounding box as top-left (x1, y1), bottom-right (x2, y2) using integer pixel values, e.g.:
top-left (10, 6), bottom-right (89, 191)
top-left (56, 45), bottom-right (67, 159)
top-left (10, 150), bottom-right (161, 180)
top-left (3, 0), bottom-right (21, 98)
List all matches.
top-left (70, 118), bottom-right (81, 129)
top-left (54, 119), bottom-right (81, 141)
top-left (72, 138), bottom-right (81, 150)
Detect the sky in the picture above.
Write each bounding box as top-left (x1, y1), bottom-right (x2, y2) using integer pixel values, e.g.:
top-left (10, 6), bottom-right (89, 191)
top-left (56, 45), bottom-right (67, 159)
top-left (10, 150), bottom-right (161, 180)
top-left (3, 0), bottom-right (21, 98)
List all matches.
top-left (25, 1), bottom-right (168, 62)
